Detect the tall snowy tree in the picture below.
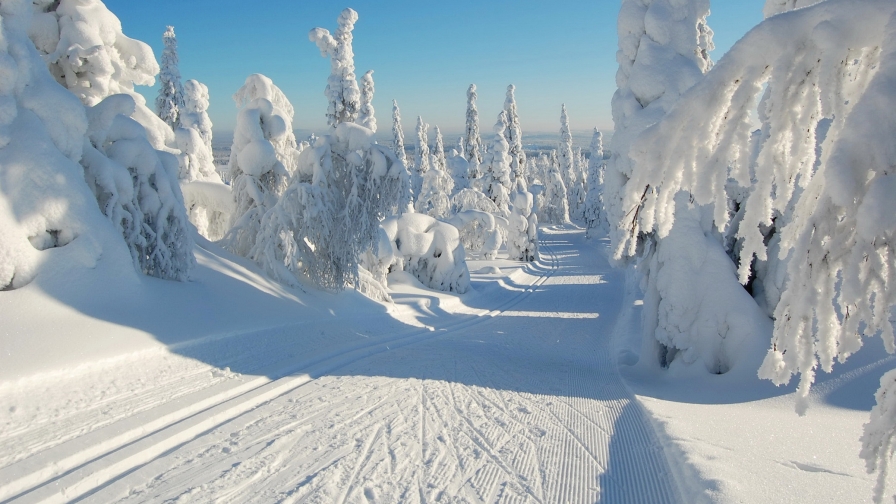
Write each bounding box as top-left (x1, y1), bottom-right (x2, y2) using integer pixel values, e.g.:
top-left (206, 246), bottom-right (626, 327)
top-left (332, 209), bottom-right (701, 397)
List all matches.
top-left (358, 70), bottom-right (376, 132)
top-left (540, 149), bottom-right (569, 224)
top-left (155, 26), bottom-right (184, 130)
top-left (481, 111), bottom-right (512, 214)
top-left (412, 116), bottom-right (430, 199)
top-left (464, 84), bottom-right (483, 184)
top-left (223, 74), bottom-right (296, 257)
top-left (391, 99), bottom-right (407, 165)
top-left (180, 79), bottom-right (213, 154)
top-left (503, 84), bottom-right (527, 189)
top-left (309, 8), bottom-right (361, 127)
top-left (558, 104), bottom-right (583, 219)
top-left (248, 8), bottom-right (408, 292)
top-left (431, 125), bottom-right (447, 174)
top-left (583, 128), bottom-right (606, 237)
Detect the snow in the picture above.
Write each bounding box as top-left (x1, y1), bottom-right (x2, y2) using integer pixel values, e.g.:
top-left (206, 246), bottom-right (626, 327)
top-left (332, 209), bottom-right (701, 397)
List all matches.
top-left (3, 225), bottom-right (892, 503)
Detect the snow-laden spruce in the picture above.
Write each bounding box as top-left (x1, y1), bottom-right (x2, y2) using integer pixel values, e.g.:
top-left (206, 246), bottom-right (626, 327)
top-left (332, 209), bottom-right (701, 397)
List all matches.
top-left (605, 0), bottom-right (896, 500)
top-left (506, 187), bottom-right (538, 262)
top-left (447, 139), bottom-right (470, 192)
top-left (309, 7), bottom-right (361, 127)
top-left (583, 128), bottom-right (606, 237)
top-left (177, 79), bottom-right (230, 241)
top-left (463, 84), bottom-right (483, 185)
top-left (391, 99), bottom-right (407, 166)
top-left (222, 74), bottom-right (296, 257)
top-left (155, 26), bottom-right (184, 131)
top-left (540, 150), bottom-right (569, 224)
top-left (558, 104), bottom-right (583, 221)
top-left (503, 85), bottom-right (526, 189)
top-left (247, 8), bottom-right (409, 292)
top-left (416, 126), bottom-right (454, 218)
top-left (0, 0), bottom-right (128, 290)
top-left (29, 0), bottom-right (195, 281)
top-left (481, 111), bottom-right (512, 215)
top-left (358, 70), bottom-right (375, 132)
top-left (411, 116), bottom-right (430, 199)
top-left (379, 213), bottom-right (470, 293)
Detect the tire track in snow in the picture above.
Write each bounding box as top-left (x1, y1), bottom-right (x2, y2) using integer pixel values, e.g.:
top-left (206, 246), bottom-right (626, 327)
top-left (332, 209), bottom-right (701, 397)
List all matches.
top-left (0, 241), bottom-right (560, 504)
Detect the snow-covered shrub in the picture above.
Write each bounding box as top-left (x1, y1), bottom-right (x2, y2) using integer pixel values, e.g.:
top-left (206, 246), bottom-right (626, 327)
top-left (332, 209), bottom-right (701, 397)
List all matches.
top-left (540, 150), bottom-right (569, 224)
top-left (180, 180), bottom-right (232, 241)
top-left (223, 75), bottom-right (296, 257)
top-left (506, 188), bottom-right (538, 262)
top-left (82, 94), bottom-right (194, 280)
top-left (503, 84), bottom-right (526, 189)
top-left (446, 210), bottom-right (504, 260)
top-left (583, 128), bottom-right (606, 237)
top-left (481, 111), bottom-right (512, 213)
top-left (382, 213), bottom-right (470, 293)
top-left (155, 25), bottom-right (183, 130)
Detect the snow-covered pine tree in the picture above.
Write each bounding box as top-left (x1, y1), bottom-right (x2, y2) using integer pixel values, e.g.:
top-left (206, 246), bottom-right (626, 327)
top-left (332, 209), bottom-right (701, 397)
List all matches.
top-left (583, 128), bottom-right (606, 237)
top-left (248, 8), bottom-right (408, 292)
top-left (31, 0), bottom-right (195, 281)
top-left (309, 8), bottom-right (361, 127)
top-left (481, 111), bottom-right (512, 214)
top-left (447, 137), bottom-right (470, 192)
top-left (558, 104), bottom-right (583, 219)
top-left (222, 74), bottom-right (296, 257)
top-left (432, 125), bottom-right (447, 174)
top-left (412, 116), bottom-right (430, 199)
top-left (391, 99), bottom-right (407, 165)
top-left (503, 84), bottom-right (527, 190)
top-left (416, 125), bottom-right (454, 219)
top-left (507, 184), bottom-right (538, 262)
top-left (180, 80), bottom-right (213, 155)
top-left (155, 26), bottom-right (184, 130)
top-left (358, 70), bottom-right (376, 132)
top-left (464, 84), bottom-right (483, 185)
top-left (570, 146), bottom-right (588, 220)
top-left (540, 149), bottom-right (569, 224)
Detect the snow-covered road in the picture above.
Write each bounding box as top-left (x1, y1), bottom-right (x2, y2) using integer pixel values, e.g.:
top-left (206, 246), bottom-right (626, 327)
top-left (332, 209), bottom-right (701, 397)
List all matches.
top-left (1, 227), bottom-right (680, 503)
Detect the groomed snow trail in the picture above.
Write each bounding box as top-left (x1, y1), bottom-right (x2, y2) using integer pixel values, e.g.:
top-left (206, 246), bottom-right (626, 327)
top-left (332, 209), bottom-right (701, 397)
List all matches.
top-left (0, 226), bottom-right (679, 503)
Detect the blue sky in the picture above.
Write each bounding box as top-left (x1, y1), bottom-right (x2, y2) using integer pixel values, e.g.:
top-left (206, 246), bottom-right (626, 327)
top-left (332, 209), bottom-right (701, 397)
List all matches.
top-left (104, 1), bottom-right (763, 136)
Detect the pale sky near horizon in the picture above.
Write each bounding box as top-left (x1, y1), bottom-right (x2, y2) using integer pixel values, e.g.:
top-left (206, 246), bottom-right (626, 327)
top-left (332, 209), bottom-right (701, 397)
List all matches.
top-left (104, 1), bottom-right (763, 137)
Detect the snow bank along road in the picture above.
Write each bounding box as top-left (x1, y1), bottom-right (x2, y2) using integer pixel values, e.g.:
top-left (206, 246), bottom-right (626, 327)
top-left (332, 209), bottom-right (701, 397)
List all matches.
top-left (0, 226), bottom-right (680, 503)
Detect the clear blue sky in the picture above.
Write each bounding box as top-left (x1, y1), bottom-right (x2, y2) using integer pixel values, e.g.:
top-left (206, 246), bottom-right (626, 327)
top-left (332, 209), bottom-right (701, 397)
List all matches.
top-left (104, 1), bottom-right (763, 137)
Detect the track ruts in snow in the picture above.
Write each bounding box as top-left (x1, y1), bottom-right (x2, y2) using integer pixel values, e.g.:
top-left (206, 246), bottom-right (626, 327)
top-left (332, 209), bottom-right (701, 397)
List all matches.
top-left (1, 226), bottom-right (680, 503)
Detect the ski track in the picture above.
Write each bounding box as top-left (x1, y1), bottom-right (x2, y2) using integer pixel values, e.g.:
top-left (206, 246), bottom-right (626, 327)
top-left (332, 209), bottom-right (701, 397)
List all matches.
top-left (0, 226), bottom-right (679, 504)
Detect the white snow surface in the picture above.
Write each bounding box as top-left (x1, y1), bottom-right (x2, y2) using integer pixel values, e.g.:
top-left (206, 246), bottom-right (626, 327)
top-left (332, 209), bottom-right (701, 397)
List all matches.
top-left (1, 225), bottom-right (892, 503)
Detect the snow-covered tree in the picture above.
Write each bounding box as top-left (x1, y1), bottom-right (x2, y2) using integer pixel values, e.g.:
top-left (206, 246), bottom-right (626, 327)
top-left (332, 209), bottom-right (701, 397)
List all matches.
top-left (412, 116), bottom-right (430, 199)
top-left (358, 70), bottom-right (376, 132)
top-left (0, 0), bottom-right (141, 290)
top-left (503, 84), bottom-right (526, 189)
top-left (180, 79), bottom-right (213, 154)
top-left (222, 75), bottom-right (296, 257)
top-left (431, 125), bottom-right (447, 174)
top-left (247, 8), bottom-right (409, 292)
top-left (606, 1), bottom-right (896, 499)
top-left (391, 99), bottom-right (407, 165)
top-left (481, 111), bottom-right (512, 214)
top-left (569, 146), bottom-right (588, 221)
top-left (583, 128), bottom-right (606, 237)
top-left (309, 8), bottom-right (361, 127)
top-left (29, 0), bottom-right (194, 281)
top-left (540, 149), bottom-right (569, 224)
top-left (447, 138), bottom-right (470, 192)
top-left (464, 84), bottom-right (483, 184)
top-left (155, 26), bottom-right (184, 130)
top-left (507, 186), bottom-right (538, 262)
top-left (558, 104), bottom-right (583, 219)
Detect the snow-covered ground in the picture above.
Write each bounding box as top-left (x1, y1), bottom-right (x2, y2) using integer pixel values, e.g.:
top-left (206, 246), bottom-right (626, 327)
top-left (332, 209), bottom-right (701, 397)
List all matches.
top-left (1, 225), bottom-right (893, 503)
